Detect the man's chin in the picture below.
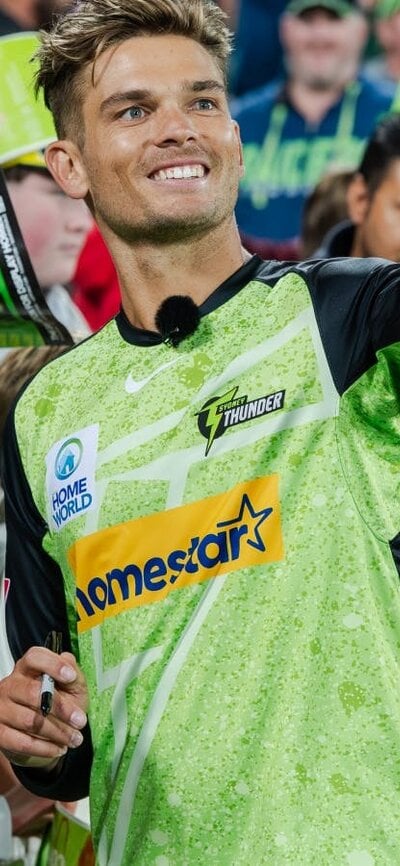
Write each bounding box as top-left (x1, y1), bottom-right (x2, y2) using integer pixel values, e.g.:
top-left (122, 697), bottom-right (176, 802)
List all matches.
top-left (117, 215), bottom-right (219, 245)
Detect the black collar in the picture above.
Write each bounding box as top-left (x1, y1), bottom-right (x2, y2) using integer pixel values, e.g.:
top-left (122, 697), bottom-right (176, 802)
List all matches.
top-left (116, 255), bottom-right (262, 346)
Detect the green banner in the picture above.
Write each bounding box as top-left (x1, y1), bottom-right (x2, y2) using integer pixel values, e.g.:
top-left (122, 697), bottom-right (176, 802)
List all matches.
top-left (0, 33), bottom-right (56, 164)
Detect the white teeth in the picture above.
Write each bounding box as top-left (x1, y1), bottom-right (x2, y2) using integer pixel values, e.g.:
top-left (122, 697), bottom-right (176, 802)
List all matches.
top-left (151, 164), bottom-right (205, 181)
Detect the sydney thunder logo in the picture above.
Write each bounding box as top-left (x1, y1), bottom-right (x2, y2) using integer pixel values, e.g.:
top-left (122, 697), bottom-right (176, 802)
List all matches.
top-left (197, 386), bottom-right (285, 455)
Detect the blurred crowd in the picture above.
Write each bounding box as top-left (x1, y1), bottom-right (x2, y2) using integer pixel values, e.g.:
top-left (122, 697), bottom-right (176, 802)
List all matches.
top-left (2, 0), bottom-right (400, 861)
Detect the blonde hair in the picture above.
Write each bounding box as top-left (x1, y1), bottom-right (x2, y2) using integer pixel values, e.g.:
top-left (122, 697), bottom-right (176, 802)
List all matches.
top-left (34, 0), bottom-right (232, 142)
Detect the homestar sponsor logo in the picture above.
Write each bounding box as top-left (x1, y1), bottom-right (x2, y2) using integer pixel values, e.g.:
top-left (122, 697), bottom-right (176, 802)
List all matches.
top-left (46, 424), bottom-right (99, 532)
top-left (69, 476), bottom-right (284, 633)
top-left (197, 385), bottom-right (285, 455)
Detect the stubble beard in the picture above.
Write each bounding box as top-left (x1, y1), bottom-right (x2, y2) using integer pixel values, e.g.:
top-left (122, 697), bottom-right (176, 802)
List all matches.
top-left (94, 180), bottom-right (239, 246)
top-left (96, 204), bottom-right (229, 247)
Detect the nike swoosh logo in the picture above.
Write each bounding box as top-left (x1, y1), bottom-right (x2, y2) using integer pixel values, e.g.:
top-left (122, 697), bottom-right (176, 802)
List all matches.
top-left (125, 357), bottom-right (183, 394)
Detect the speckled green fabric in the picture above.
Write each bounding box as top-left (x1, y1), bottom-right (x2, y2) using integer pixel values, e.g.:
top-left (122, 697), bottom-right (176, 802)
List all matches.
top-left (14, 272), bottom-right (400, 866)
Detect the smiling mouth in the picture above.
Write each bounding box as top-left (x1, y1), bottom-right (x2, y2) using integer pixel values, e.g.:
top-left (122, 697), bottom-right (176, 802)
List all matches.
top-left (150, 164), bottom-right (206, 181)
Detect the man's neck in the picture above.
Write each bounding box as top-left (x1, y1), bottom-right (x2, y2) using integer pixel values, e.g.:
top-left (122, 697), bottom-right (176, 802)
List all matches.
top-left (101, 219), bottom-right (249, 332)
top-left (0, 0), bottom-right (37, 28)
top-left (287, 79), bottom-right (347, 125)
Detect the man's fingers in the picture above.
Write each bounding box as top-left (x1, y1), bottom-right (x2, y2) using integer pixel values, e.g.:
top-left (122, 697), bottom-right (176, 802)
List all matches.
top-left (0, 724), bottom-right (68, 762)
top-left (0, 702), bottom-right (84, 748)
top-left (1, 671), bottom-right (86, 729)
top-left (0, 648), bottom-right (89, 771)
top-left (16, 647), bottom-right (79, 687)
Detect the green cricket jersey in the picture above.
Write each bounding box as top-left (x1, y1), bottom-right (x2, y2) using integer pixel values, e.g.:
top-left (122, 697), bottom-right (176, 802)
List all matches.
top-left (5, 255), bottom-right (400, 865)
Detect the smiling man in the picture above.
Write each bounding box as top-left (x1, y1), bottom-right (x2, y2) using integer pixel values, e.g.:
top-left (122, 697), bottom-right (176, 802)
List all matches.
top-left (2, 2), bottom-right (400, 865)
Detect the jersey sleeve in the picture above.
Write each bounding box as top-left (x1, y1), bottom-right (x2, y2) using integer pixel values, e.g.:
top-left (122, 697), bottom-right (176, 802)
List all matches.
top-left (304, 256), bottom-right (400, 541)
top-left (1, 403), bottom-right (92, 801)
top-left (300, 256), bottom-right (400, 393)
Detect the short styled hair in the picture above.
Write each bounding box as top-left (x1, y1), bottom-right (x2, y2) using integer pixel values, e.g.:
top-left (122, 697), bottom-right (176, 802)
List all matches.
top-left (34, 0), bottom-right (232, 142)
top-left (358, 113), bottom-right (400, 196)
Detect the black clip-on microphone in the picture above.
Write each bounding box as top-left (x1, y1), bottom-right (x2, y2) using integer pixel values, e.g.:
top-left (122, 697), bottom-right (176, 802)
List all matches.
top-left (155, 295), bottom-right (200, 347)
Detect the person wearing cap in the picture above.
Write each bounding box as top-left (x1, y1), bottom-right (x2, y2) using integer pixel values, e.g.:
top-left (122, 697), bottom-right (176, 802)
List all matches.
top-left (2, 151), bottom-right (92, 341)
top-left (232, 0), bottom-right (395, 260)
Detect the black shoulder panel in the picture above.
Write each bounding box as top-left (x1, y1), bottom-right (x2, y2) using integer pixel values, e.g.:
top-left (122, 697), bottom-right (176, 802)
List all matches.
top-left (253, 257), bottom-right (400, 395)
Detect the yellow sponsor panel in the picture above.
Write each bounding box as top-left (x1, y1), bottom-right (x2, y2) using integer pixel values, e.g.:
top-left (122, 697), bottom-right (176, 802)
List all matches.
top-left (69, 476), bottom-right (284, 633)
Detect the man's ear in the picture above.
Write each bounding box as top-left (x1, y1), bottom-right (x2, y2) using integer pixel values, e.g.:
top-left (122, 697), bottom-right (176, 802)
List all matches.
top-left (232, 119), bottom-right (244, 178)
top-left (347, 172), bottom-right (369, 225)
top-left (45, 141), bottom-right (89, 200)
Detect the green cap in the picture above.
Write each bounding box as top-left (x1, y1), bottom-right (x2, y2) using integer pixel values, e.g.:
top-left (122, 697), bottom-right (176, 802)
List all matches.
top-left (374, 0), bottom-right (400, 18)
top-left (0, 33), bottom-right (55, 165)
top-left (286, 0), bottom-right (358, 16)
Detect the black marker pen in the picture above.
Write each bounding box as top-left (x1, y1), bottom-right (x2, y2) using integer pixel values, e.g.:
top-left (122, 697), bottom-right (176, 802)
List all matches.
top-left (40, 630), bottom-right (63, 716)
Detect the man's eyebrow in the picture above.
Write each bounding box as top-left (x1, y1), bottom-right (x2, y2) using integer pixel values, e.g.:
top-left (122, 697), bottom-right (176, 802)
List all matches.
top-left (189, 79), bottom-right (226, 93)
top-left (99, 80), bottom-right (225, 114)
top-left (100, 89), bottom-right (152, 114)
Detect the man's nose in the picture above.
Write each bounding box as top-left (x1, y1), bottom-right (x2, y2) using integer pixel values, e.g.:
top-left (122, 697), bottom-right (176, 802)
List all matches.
top-left (153, 105), bottom-right (199, 147)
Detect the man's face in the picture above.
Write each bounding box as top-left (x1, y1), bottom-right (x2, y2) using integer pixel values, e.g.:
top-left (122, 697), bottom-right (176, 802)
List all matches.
top-left (7, 171), bottom-right (92, 289)
top-left (356, 160), bottom-right (400, 261)
top-left (69, 34), bottom-right (243, 245)
top-left (281, 8), bottom-right (366, 90)
top-left (375, 12), bottom-right (400, 81)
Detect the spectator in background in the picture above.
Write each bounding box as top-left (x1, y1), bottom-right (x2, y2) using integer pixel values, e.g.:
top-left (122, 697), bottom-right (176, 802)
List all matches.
top-left (232, 0), bottom-right (394, 260)
top-left (229, 0), bottom-right (287, 98)
top-left (367, 1), bottom-right (400, 86)
top-left (299, 165), bottom-right (354, 257)
top-left (3, 151), bottom-right (92, 340)
top-left (0, 0), bottom-right (71, 34)
top-left (0, 0), bottom-right (39, 32)
top-left (311, 112), bottom-right (400, 259)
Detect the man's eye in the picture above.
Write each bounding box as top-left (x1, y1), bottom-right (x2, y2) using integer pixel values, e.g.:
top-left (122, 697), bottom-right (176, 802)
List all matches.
top-left (193, 98), bottom-right (216, 110)
top-left (120, 106), bottom-right (145, 120)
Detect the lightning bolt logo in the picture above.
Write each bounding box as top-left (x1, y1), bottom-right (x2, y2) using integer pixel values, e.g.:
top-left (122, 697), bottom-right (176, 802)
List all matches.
top-left (196, 386), bottom-right (238, 455)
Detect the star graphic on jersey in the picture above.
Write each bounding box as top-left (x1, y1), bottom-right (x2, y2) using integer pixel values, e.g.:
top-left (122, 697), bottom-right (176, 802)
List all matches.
top-left (216, 493), bottom-right (273, 552)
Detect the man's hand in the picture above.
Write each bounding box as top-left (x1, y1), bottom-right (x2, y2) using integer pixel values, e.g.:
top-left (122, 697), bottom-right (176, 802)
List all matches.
top-left (0, 647), bottom-right (88, 770)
